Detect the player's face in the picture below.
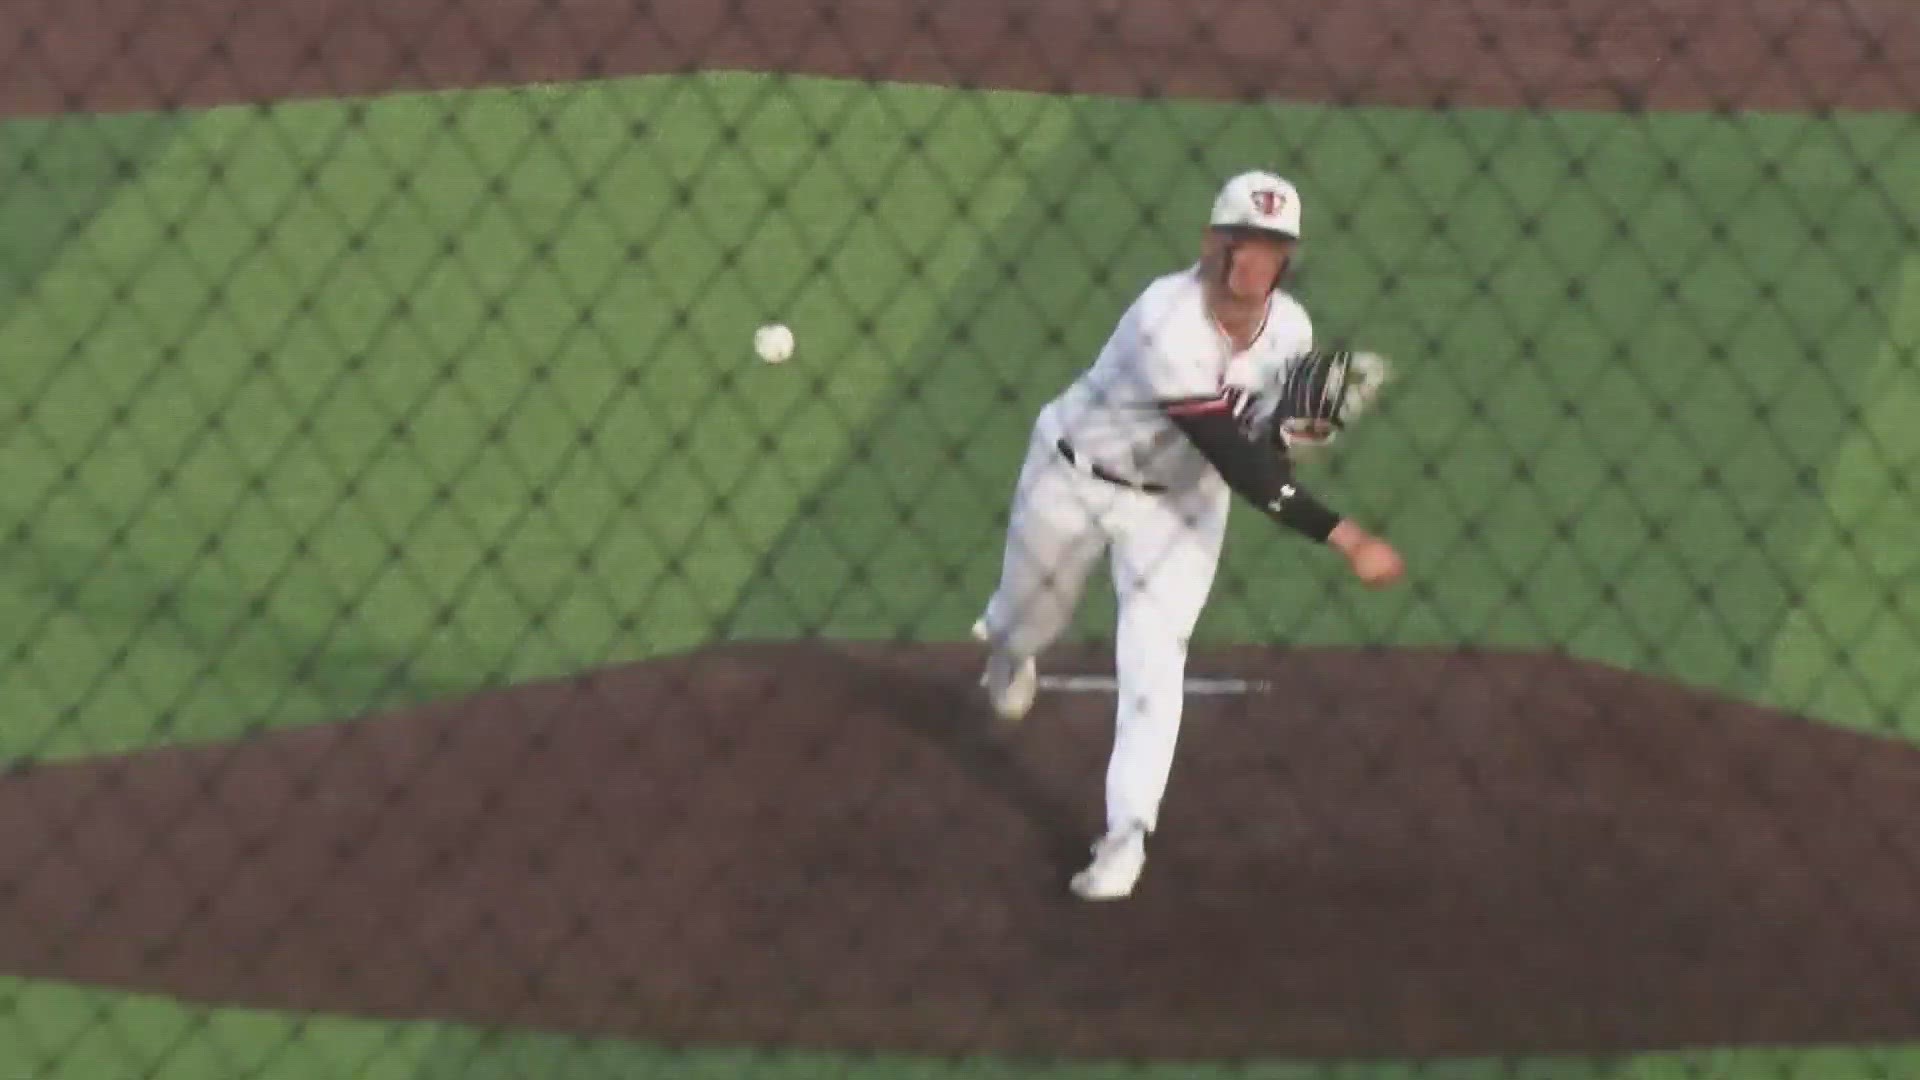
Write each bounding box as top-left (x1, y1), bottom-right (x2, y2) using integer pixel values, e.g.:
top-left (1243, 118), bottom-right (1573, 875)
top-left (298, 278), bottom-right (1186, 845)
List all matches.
top-left (1211, 228), bottom-right (1295, 300)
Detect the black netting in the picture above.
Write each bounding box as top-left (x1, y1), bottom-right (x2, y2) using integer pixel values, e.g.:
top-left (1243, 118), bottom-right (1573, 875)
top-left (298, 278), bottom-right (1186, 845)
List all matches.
top-left (2, 0), bottom-right (1918, 1077)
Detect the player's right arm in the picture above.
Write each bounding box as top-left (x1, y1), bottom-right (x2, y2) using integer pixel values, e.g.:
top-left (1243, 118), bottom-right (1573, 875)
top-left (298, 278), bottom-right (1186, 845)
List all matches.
top-left (1163, 397), bottom-right (1401, 585)
top-left (1136, 306), bottom-right (1401, 585)
top-left (1159, 392), bottom-right (1335, 536)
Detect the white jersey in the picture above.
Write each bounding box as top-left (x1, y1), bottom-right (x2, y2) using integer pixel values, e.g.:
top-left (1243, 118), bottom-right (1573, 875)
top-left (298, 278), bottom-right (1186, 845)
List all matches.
top-left (1035, 264), bottom-right (1313, 492)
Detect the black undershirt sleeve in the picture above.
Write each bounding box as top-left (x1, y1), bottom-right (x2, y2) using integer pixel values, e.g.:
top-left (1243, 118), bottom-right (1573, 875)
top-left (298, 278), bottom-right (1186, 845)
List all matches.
top-left (1161, 398), bottom-right (1343, 542)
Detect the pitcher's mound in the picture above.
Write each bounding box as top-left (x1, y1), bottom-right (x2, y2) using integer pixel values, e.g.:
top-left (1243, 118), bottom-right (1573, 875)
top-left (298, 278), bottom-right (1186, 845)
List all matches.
top-left (2, 641), bottom-right (1919, 1059)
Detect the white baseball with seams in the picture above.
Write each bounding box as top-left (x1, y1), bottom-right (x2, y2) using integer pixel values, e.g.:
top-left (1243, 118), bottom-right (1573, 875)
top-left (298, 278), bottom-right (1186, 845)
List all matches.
top-left (754, 322), bottom-right (794, 363)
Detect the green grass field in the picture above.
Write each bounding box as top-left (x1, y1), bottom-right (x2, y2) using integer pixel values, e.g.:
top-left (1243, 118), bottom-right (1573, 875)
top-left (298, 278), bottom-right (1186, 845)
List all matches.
top-left (1, 71), bottom-right (1917, 1079)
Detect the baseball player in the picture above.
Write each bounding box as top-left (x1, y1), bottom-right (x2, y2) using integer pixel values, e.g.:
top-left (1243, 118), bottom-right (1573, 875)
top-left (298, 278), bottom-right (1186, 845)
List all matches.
top-left (971, 170), bottom-right (1403, 900)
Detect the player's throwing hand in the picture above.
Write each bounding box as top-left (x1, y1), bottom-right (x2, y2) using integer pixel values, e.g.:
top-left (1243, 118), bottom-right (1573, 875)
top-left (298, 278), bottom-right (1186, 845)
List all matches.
top-left (1329, 520), bottom-right (1404, 588)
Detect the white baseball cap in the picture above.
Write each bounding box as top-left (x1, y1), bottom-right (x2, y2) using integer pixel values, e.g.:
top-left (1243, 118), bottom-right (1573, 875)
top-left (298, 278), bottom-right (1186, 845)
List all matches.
top-left (1209, 170), bottom-right (1302, 239)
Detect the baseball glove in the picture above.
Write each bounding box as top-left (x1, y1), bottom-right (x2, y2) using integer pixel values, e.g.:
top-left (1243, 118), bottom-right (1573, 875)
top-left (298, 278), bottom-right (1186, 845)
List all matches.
top-left (1259, 348), bottom-right (1392, 450)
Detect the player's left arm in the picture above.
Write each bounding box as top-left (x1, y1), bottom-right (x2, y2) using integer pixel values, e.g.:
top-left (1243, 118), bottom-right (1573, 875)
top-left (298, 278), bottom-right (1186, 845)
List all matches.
top-left (1240, 301), bottom-right (1394, 451)
top-left (1257, 347), bottom-right (1393, 452)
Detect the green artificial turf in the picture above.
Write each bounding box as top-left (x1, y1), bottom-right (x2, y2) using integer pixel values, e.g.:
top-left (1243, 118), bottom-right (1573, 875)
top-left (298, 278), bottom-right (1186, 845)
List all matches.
top-left (0, 71), bottom-right (1916, 1080)
top-left (0, 74), bottom-right (1075, 760)
top-left (7, 979), bottom-right (1920, 1080)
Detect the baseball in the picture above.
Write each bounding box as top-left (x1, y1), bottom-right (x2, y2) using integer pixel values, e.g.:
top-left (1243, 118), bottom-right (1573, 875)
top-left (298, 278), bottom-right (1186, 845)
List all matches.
top-left (754, 323), bottom-right (795, 364)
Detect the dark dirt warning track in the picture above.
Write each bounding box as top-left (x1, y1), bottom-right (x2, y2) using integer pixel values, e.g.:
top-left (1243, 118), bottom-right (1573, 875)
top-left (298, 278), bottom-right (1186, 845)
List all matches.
top-left (1, 0), bottom-right (1914, 116)
top-left (3, 642), bottom-right (1920, 1058)
top-left (3, 0), bottom-right (1919, 1062)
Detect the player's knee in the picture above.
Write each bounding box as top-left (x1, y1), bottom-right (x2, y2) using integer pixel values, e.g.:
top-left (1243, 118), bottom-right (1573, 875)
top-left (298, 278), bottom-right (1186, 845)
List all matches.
top-left (1116, 628), bottom-right (1191, 687)
top-left (1118, 608), bottom-right (1189, 650)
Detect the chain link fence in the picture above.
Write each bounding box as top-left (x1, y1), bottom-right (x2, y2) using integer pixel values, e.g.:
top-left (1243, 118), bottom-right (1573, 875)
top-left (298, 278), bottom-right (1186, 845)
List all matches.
top-left (1, 0), bottom-right (1918, 1077)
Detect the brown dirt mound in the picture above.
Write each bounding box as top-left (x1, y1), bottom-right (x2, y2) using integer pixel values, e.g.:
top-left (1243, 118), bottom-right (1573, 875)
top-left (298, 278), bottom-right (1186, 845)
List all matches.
top-left (2, 641), bottom-right (1918, 1059)
top-left (2, 0), bottom-right (1912, 118)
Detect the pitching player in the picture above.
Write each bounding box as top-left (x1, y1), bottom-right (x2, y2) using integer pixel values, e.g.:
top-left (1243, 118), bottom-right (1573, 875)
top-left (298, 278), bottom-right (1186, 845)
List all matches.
top-left (972, 170), bottom-right (1403, 900)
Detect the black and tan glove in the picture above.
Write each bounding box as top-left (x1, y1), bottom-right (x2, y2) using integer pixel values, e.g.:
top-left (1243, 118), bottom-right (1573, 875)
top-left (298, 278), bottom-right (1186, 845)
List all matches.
top-left (1257, 348), bottom-right (1392, 450)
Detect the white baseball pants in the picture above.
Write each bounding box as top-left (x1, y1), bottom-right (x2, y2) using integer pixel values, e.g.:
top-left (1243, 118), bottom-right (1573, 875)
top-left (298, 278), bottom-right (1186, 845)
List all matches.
top-left (978, 425), bottom-right (1231, 835)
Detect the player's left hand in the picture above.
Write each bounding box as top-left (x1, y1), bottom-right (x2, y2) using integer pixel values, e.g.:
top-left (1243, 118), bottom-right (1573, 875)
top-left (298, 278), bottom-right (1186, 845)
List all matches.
top-left (1269, 348), bottom-right (1393, 450)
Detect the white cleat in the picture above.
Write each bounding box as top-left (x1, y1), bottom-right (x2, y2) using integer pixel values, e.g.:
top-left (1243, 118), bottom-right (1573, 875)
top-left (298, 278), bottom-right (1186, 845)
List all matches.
top-left (1070, 824), bottom-right (1148, 901)
top-left (974, 618), bottom-right (1037, 723)
top-left (981, 650), bottom-right (1038, 723)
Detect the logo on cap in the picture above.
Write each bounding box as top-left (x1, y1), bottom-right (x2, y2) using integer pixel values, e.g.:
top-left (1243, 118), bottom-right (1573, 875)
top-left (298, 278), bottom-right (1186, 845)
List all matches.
top-left (1251, 189), bottom-right (1287, 216)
